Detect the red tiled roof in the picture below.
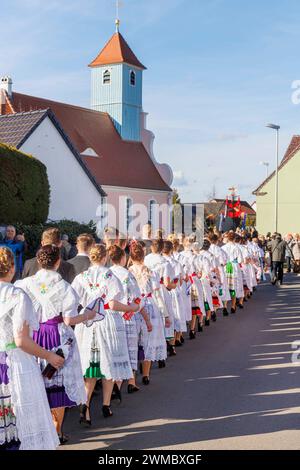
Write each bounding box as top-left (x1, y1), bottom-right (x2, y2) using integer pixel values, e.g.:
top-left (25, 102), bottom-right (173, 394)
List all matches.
top-left (253, 135), bottom-right (300, 194)
top-left (9, 92), bottom-right (170, 192)
top-left (0, 90), bottom-right (14, 115)
top-left (89, 32), bottom-right (146, 70)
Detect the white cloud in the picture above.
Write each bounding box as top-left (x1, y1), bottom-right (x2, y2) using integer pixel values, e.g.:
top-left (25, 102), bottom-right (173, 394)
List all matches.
top-left (173, 170), bottom-right (188, 187)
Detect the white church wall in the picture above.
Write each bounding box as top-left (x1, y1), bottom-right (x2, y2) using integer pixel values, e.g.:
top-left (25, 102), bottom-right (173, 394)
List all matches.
top-left (20, 117), bottom-right (103, 223)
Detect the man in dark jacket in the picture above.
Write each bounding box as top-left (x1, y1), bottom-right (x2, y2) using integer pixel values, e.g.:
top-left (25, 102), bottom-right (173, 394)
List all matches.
top-left (68, 233), bottom-right (95, 282)
top-left (22, 228), bottom-right (75, 283)
top-left (268, 234), bottom-right (286, 285)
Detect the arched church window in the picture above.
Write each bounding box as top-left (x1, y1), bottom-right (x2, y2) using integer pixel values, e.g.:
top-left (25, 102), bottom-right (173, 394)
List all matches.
top-left (125, 197), bottom-right (133, 233)
top-left (103, 70), bottom-right (111, 85)
top-left (149, 199), bottom-right (157, 229)
top-left (130, 70), bottom-right (136, 86)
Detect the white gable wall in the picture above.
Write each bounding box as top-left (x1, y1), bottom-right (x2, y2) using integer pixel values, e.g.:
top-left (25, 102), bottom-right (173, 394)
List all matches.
top-left (20, 116), bottom-right (103, 223)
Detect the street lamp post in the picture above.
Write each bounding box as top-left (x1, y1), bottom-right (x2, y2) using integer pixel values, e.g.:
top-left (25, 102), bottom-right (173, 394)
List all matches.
top-left (266, 123), bottom-right (280, 233)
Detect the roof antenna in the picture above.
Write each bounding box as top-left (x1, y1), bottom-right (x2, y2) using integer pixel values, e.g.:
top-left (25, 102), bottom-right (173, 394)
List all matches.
top-left (115, 0), bottom-right (122, 32)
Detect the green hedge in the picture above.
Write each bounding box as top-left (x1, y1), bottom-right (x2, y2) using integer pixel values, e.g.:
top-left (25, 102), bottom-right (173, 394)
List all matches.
top-left (15, 220), bottom-right (97, 259)
top-left (0, 143), bottom-right (50, 225)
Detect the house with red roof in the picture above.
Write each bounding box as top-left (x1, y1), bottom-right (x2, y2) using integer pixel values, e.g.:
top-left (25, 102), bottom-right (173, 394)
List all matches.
top-left (0, 24), bottom-right (173, 234)
top-left (253, 135), bottom-right (300, 234)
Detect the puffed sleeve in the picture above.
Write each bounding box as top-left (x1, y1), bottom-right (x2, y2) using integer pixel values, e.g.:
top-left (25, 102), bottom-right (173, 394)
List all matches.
top-left (71, 274), bottom-right (86, 302)
top-left (151, 270), bottom-right (161, 290)
top-left (129, 273), bottom-right (142, 299)
top-left (104, 271), bottom-right (124, 302)
top-left (12, 289), bottom-right (39, 336)
top-left (62, 285), bottom-right (80, 318)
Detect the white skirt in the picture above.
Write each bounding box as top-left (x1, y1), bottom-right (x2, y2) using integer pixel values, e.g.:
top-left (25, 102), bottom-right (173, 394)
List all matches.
top-left (171, 288), bottom-right (187, 332)
top-left (8, 349), bottom-right (59, 450)
top-left (124, 317), bottom-right (138, 371)
top-left (219, 266), bottom-right (232, 302)
top-left (97, 311), bottom-right (133, 381)
top-left (137, 298), bottom-right (167, 362)
top-left (181, 281), bottom-right (192, 322)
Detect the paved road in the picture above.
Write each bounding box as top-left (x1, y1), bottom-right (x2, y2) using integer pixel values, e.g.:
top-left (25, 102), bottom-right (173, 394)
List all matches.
top-left (63, 274), bottom-right (300, 450)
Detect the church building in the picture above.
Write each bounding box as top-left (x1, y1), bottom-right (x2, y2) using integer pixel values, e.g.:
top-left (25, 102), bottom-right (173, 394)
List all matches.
top-left (0, 21), bottom-right (173, 234)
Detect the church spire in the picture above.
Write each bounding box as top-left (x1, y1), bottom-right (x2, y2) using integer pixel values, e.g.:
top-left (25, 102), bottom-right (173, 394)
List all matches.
top-left (115, 0), bottom-right (121, 32)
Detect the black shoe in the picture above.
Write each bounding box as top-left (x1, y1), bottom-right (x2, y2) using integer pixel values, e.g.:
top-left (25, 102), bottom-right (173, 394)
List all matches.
top-left (231, 308), bottom-right (236, 314)
top-left (223, 308), bottom-right (229, 317)
top-left (142, 376), bottom-right (150, 385)
top-left (211, 312), bottom-right (217, 322)
top-left (175, 340), bottom-right (182, 347)
top-left (158, 360), bottom-right (166, 369)
top-left (198, 325), bottom-right (203, 332)
top-left (180, 336), bottom-right (185, 344)
top-left (238, 303), bottom-right (244, 309)
top-left (58, 433), bottom-right (69, 445)
top-left (79, 404), bottom-right (91, 426)
top-left (189, 330), bottom-right (196, 340)
top-left (128, 384), bottom-right (140, 394)
top-left (244, 297), bottom-right (247, 302)
top-left (111, 383), bottom-right (122, 402)
top-left (205, 319), bottom-right (210, 326)
top-left (102, 405), bottom-right (113, 418)
top-left (169, 345), bottom-right (177, 356)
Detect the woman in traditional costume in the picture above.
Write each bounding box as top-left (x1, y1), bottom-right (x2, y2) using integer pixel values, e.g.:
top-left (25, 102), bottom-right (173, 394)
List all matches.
top-left (144, 240), bottom-right (175, 356)
top-left (171, 236), bottom-right (193, 333)
top-left (109, 244), bottom-right (152, 394)
top-left (209, 234), bottom-right (232, 316)
top-left (237, 236), bottom-right (253, 301)
top-left (16, 245), bottom-right (90, 444)
top-left (72, 244), bottom-right (139, 422)
top-left (198, 240), bottom-right (222, 322)
top-left (162, 241), bottom-right (187, 347)
top-left (130, 243), bottom-right (167, 384)
top-left (222, 232), bottom-right (244, 313)
top-left (0, 247), bottom-right (62, 450)
top-left (182, 237), bottom-right (206, 338)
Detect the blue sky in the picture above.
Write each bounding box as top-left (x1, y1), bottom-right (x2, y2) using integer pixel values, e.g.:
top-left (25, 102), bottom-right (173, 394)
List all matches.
top-left (2, 0), bottom-right (300, 203)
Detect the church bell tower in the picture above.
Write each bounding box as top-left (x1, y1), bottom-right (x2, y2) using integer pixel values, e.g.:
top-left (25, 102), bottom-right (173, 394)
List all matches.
top-left (89, 19), bottom-right (146, 142)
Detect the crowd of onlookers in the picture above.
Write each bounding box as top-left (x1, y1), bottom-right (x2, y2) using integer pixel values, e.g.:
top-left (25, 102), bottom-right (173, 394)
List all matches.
top-left (1, 224), bottom-right (299, 287)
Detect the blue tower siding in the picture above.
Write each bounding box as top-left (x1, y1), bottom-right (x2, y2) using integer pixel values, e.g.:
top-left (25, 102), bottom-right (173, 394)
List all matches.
top-left (123, 104), bottom-right (141, 141)
top-left (91, 63), bottom-right (143, 142)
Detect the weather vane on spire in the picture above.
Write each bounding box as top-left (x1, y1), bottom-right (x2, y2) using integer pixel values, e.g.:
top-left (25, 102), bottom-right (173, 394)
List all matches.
top-left (115, 0), bottom-right (123, 32)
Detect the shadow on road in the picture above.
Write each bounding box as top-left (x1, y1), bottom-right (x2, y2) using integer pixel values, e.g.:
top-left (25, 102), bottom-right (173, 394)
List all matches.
top-left (63, 274), bottom-right (300, 450)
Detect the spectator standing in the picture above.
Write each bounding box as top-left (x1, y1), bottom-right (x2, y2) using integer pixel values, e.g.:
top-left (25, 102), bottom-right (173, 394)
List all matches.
top-left (68, 234), bottom-right (95, 281)
top-left (22, 228), bottom-right (75, 283)
top-left (0, 225), bottom-right (25, 279)
top-left (292, 233), bottom-right (300, 273)
top-left (61, 234), bottom-right (72, 260)
top-left (285, 233), bottom-right (294, 273)
top-left (268, 234), bottom-right (286, 285)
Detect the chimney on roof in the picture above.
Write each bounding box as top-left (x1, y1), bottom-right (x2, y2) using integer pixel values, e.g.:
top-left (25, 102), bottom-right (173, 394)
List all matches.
top-left (0, 76), bottom-right (13, 97)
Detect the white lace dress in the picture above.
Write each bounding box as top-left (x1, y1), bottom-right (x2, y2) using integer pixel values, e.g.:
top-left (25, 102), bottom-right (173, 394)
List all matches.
top-left (0, 282), bottom-right (59, 450)
top-left (16, 270), bottom-right (86, 407)
top-left (163, 255), bottom-right (187, 333)
top-left (180, 250), bottom-right (205, 318)
top-left (210, 244), bottom-right (232, 302)
top-left (72, 266), bottom-right (133, 381)
top-left (129, 265), bottom-right (167, 362)
top-left (144, 253), bottom-right (176, 339)
top-left (110, 265), bottom-right (141, 371)
top-left (222, 243), bottom-right (245, 299)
